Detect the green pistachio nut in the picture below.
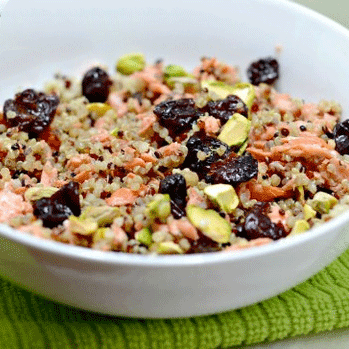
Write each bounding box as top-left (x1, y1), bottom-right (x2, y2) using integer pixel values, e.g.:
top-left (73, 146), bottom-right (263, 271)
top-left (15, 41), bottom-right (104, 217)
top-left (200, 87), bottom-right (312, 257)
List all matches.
top-left (135, 227), bottom-right (152, 246)
top-left (231, 82), bottom-right (256, 110)
top-left (25, 187), bottom-right (59, 202)
top-left (156, 241), bottom-right (184, 254)
top-left (81, 206), bottom-right (120, 227)
top-left (218, 113), bottom-right (251, 147)
top-left (308, 192), bottom-right (338, 214)
top-left (164, 64), bottom-right (188, 79)
top-left (93, 228), bottom-right (111, 243)
top-left (69, 216), bottom-right (98, 235)
top-left (87, 103), bottom-right (111, 117)
top-left (146, 194), bottom-right (171, 223)
top-left (237, 139), bottom-right (249, 156)
top-left (164, 65), bottom-right (199, 91)
top-left (298, 185), bottom-right (305, 203)
top-left (167, 76), bottom-right (199, 91)
top-left (186, 205), bottom-right (231, 243)
top-left (201, 80), bottom-right (235, 99)
top-left (204, 184), bottom-right (239, 214)
top-left (201, 80), bottom-right (255, 113)
top-left (110, 127), bottom-right (119, 137)
top-left (116, 53), bottom-right (146, 75)
top-left (290, 220), bottom-right (310, 235)
top-left (303, 204), bottom-right (316, 220)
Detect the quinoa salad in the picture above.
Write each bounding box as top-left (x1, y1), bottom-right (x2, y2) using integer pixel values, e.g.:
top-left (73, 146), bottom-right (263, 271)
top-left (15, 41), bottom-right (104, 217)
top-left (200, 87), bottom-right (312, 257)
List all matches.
top-left (0, 54), bottom-right (348, 255)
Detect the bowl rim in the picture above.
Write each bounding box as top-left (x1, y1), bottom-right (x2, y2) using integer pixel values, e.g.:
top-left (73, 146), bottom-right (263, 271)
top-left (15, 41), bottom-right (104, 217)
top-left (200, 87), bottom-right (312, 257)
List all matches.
top-left (0, 203), bottom-right (348, 268)
top-left (1, 0), bottom-right (349, 268)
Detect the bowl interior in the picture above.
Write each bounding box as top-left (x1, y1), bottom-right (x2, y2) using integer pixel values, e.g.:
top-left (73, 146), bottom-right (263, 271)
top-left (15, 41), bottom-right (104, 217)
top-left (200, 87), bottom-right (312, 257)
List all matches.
top-left (2, 0), bottom-right (349, 110)
top-left (0, 0), bottom-right (349, 264)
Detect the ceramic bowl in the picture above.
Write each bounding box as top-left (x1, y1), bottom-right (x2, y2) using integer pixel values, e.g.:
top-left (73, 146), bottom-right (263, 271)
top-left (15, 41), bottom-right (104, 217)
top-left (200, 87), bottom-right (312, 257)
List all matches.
top-left (0, 0), bottom-right (348, 318)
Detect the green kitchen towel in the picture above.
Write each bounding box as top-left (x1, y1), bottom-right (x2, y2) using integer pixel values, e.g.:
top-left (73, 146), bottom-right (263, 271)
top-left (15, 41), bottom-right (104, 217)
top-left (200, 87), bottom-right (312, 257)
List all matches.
top-left (0, 249), bottom-right (349, 349)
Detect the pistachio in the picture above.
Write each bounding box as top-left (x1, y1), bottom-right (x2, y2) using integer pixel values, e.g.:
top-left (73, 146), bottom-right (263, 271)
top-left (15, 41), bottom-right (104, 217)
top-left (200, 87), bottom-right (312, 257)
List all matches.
top-left (80, 206), bottom-right (120, 227)
top-left (135, 227), bottom-right (152, 246)
top-left (164, 64), bottom-right (188, 79)
top-left (156, 241), bottom-right (184, 254)
top-left (116, 53), bottom-right (146, 75)
top-left (200, 80), bottom-right (255, 112)
top-left (290, 220), bottom-right (310, 235)
top-left (164, 64), bottom-right (193, 89)
top-left (237, 139), bottom-right (249, 156)
top-left (218, 113), bottom-right (251, 146)
top-left (204, 184), bottom-right (239, 213)
top-left (231, 82), bottom-right (256, 109)
top-left (93, 228), bottom-right (112, 243)
top-left (303, 204), bottom-right (316, 220)
top-left (146, 194), bottom-right (171, 223)
top-left (297, 185), bottom-right (305, 203)
top-left (167, 76), bottom-right (200, 92)
top-left (110, 127), bottom-right (119, 137)
top-left (69, 216), bottom-right (98, 235)
top-left (201, 80), bottom-right (235, 99)
top-left (308, 192), bottom-right (338, 214)
top-left (186, 205), bottom-right (231, 243)
top-left (25, 187), bottom-right (59, 202)
top-left (87, 103), bottom-right (111, 117)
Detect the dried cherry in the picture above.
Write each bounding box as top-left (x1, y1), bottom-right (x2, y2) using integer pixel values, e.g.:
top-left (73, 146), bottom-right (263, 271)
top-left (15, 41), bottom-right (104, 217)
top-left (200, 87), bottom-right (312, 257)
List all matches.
top-left (153, 98), bottom-right (201, 138)
top-left (169, 199), bottom-right (186, 219)
top-left (333, 119), bottom-right (349, 155)
top-left (201, 95), bottom-right (248, 125)
top-left (82, 67), bottom-right (112, 103)
top-left (181, 132), bottom-right (230, 178)
top-left (206, 152), bottom-right (258, 185)
top-left (3, 89), bottom-right (59, 138)
top-left (159, 173), bottom-right (187, 218)
top-left (247, 57), bottom-right (279, 85)
top-left (187, 234), bottom-right (221, 253)
top-left (236, 202), bottom-right (287, 240)
top-left (33, 181), bottom-right (81, 228)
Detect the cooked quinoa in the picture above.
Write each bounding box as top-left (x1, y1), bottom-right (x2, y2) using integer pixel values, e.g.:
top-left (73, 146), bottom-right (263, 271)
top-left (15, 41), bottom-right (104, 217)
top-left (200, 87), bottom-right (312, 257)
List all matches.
top-left (0, 54), bottom-right (348, 255)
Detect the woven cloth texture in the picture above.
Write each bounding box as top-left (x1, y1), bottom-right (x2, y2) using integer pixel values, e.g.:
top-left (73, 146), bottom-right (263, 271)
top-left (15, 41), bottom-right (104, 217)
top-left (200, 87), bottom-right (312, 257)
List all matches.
top-left (0, 249), bottom-right (348, 349)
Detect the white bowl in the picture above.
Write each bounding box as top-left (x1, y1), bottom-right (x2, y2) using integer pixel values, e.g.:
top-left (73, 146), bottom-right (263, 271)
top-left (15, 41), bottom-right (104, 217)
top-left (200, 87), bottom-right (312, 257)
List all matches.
top-left (0, 0), bottom-right (349, 318)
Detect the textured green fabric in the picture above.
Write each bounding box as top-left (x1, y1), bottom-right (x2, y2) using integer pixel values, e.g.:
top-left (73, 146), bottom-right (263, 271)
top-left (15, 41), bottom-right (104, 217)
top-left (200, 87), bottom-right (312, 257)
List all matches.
top-left (0, 250), bottom-right (349, 348)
